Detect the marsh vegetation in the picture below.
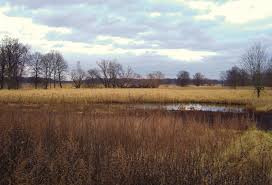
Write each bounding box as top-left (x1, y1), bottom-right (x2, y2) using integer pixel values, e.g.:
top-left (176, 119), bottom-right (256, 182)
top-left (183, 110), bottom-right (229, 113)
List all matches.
top-left (1, 104), bottom-right (272, 185)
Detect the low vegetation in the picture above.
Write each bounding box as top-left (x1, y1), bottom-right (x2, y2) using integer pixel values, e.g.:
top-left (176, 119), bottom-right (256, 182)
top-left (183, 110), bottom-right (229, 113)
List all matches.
top-left (0, 104), bottom-right (271, 185)
top-left (0, 87), bottom-right (271, 111)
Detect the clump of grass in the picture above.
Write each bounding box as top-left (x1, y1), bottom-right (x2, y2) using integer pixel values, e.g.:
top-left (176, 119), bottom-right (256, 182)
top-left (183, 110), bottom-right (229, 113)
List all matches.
top-left (0, 105), bottom-right (271, 185)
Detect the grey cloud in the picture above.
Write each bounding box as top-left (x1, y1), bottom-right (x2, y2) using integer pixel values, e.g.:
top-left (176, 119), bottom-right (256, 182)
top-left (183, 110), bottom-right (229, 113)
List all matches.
top-left (2, 0), bottom-right (272, 79)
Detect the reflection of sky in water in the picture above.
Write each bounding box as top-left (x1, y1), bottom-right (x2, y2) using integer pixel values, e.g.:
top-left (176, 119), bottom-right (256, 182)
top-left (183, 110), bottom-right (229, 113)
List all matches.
top-left (134, 103), bottom-right (245, 113)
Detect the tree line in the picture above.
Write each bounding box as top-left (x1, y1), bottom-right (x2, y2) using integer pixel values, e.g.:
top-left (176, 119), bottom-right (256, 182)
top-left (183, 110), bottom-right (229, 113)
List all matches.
top-left (0, 36), bottom-right (167, 89)
top-left (0, 36), bottom-right (68, 89)
top-left (1, 36), bottom-right (271, 97)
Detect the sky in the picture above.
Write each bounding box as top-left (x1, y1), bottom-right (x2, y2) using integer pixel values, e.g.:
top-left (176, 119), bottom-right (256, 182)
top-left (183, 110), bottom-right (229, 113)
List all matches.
top-left (0, 0), bottom-right (272, 79)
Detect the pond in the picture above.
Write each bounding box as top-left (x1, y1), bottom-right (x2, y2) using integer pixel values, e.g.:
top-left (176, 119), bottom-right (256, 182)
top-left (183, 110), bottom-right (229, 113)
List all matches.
top-left (129, 103), bottom-right (271, 130)
top-left (132, 103), bottom-right (246, 113)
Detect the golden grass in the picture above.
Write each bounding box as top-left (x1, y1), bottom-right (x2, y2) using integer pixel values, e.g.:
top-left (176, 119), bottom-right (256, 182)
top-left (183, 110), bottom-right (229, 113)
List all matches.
top-left (0, 86), bottom-right (271, 111)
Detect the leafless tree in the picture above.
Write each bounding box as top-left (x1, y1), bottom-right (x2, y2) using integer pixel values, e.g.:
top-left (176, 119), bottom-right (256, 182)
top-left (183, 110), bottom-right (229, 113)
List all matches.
top-left (118, 66), bottom-right (137, 88)
top-left (29, 52), bottom-right (43, 89)
top-left (177, 71), bottom-right (190, 86)
top-left (242, 43), bottom-right (268, 97)
top-left (86, 68), bottom-right (100, 88)
top-left (264, 57), bottom-right (272, 87)
top-left (225, 66), bottom-right (241, 89)
top-left (193, 72), bottom-right (205, 86)
top-left (220, 71), bottom-right (227, 86)
top-left (0, 44), bottom-right (6, 89)
top-left (97, 60), bottom-right (111, 87)
top-left (96, 60), bottom-right (135, 88)
top-left (41, 52), bottom-right (54, 89)
top-left (0, 36), bottom-right (29, 89)
top-left (54, 52), bottom-right (68, 88)
top-left (108, 61), bottom-right (123, 88)
top-left (146, 71), bottom-right (165, 88)
top-left (71, 61), bottom-right (85, 88)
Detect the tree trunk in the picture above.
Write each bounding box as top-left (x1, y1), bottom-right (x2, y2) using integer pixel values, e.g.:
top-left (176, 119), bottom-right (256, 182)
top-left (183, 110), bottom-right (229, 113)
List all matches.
top-left (257, 88), bottom-right (261, 98)
top-left (58, 74), bottom-right (62, 88)
top-left (35, 72), bottom-right (38, 89)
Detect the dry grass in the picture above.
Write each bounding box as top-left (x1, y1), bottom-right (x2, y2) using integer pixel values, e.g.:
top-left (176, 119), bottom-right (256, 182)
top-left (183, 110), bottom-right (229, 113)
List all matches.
top-left (0, 86), bottom-right (271, 111)
top-left (0, 104), bottom-right (272, 185)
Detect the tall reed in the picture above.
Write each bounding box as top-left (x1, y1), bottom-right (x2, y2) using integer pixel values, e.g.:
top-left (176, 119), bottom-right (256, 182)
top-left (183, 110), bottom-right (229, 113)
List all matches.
top-left (0, 105), bottom-right (271, 185)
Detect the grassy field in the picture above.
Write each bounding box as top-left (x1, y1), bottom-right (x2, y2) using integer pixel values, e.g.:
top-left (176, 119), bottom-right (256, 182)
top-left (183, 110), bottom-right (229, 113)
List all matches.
top-left (0, 86), bottom-right (272, 184)
top-left (0, 86), bottom-right (271, 111)
top-left (0, 105), bottom-right (271, 185)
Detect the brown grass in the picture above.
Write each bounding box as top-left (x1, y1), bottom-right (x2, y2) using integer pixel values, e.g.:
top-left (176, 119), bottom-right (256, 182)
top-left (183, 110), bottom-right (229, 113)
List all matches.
top-left (0, 86), bottom-right (272, 111)
top-left (0, 104), bottom-right (272, 185)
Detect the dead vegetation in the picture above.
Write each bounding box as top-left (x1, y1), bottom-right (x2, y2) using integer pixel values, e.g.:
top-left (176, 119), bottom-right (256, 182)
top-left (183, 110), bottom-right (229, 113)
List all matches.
top-left (0, 105), bottom-right (271, 185)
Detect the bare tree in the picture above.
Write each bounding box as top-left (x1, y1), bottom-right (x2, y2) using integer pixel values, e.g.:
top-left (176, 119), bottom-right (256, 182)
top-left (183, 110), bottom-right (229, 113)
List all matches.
top-left (96, 60), bottom-right (133, 88)
top-left (220, 71), bottom-right (227, 86)
top-left (0, 44), bottom-right (6, 89)
top-left (71, 61), bottom-right (85, 88)
top-left (118, 66), bottom-right (136, 88)
top-left (0, 36), bottom-right (29, 89)
top-left (242, 43), bottom-right (268, 97)
top-left (29, 52), bottom-right (43, 89)
top-left (264, 57), bottom-right (272, 87)
top-left (41, 52), bottom-right (54, 89)
top-left (225, 66), bottom-right (241, 89)
top-left (193, 72), bottom-right (205, 86)
top-left (147, 71), bottom-right (165, 88)
top-left (54, 52), bottom-right (68, 88)
top-left (108, 61), bottom-right (123, 88)
top-left (97, 60), bottom-right (111, 88)
top-left (86, 68), bottom-right (100, 88)
top-left (177, 71), bottom-right (190, 86)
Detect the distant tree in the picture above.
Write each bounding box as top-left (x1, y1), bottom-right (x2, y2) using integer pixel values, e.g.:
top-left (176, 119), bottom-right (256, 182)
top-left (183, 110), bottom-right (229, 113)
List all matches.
top-left (193, 72), bottom-right (205, 86)
top-left (0, 44), bottom-right (6, 89)
top-left (54, 52), bottom-right (68, 88)
top-left (97, 60), bottom-right (111, 88)
top-left (108, 61), bottom-right (123, 88)
top-left (71, 61), bottom-right (85, 88)
top-left (147, 71), bottom-right (165, 88)
top-left (96, 60), bottom-right (136, 88)
top-left (86, 68), bottom-right (100, 88)
top-left (177, 71), bottom-right (190, 86)
top-left (225, 66), bottom-right (241, 89)
top-left (29, 52), bottom-right (43, 89)
top-left (0, 36), bottom-right (29, 89)
top-left (264, 57), bottom-right (272, 87)
top-left (238, 68), bottom-right (250, 86)
top-left (41, 52), bottom-right (54, 89)
top-left (242, 43), bottom-right (268, 97)
top-left (220, 71), bottom-right (227, 86)
top-left (118, 66), bottom-right (137, 88)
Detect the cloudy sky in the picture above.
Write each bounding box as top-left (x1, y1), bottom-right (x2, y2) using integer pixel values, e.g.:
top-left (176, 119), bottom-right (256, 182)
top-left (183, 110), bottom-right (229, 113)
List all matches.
top-left (0, 0), bottom-right (272, 78)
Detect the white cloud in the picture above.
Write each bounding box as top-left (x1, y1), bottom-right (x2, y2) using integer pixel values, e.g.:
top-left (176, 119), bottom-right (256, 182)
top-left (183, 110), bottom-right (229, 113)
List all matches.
top-left (0, 5), bottom-right (71, 51)
top-left (0, 4), bottom-right (216, 62)
top-left (156, 49), bottom-right (216, 61)
top-left (186, 0), bottom-right (272, 24)
top-left (96, 35), bottom-right (145, 45)
top-left (150, 12), bottom-right (161, 17)
top-left (118, 48), bottom-right (217, 62)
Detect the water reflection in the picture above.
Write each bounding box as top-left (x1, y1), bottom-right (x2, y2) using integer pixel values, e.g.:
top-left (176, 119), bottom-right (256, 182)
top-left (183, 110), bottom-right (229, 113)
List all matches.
top-left (134, 103), bottom-right (245, 113)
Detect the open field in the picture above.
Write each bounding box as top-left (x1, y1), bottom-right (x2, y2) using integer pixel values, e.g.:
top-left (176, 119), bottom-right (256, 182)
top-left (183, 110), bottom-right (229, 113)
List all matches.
top-left (0, 86), bottom-right (271, 111)
top-left (0, 105), bottom-right (272, 185)
top-left (1, 87), bottom-right (272, 184)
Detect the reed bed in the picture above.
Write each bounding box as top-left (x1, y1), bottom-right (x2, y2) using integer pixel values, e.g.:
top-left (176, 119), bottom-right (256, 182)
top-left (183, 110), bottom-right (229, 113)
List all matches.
top-left (0, 104), bottom-right (271, 185)
top-left (0, 87), bottom-right (271, 111)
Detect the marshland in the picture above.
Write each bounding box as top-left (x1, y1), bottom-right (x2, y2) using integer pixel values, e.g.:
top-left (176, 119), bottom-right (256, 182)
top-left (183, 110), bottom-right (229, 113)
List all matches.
top-left (1, 1), bottom-right (272, 184)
